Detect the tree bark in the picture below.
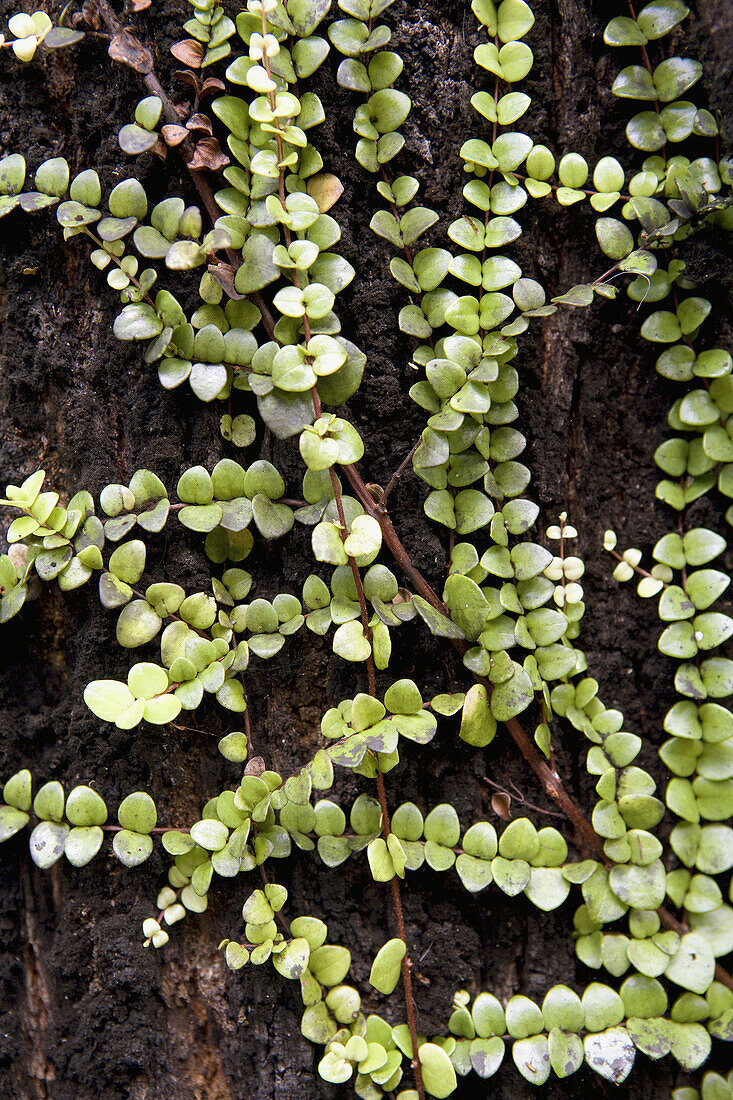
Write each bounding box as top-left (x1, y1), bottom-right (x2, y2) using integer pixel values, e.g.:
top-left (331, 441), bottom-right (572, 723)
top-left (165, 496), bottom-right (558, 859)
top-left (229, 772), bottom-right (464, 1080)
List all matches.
top-left (0, 2), bottom-right (731, 1098)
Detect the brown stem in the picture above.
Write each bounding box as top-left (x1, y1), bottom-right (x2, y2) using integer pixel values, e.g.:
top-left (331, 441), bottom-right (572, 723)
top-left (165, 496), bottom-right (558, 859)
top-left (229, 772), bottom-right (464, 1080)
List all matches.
top-left (376, 772), bottom-right (425, 1100)
top-left (505, 712), bottom-right (604, 855)
top-left (251, 291), bottom-right (277, 341)
top-left (243, 707), bottom-right (254, 757)
top-left (341, 461), bottom-right (450, 608)
top-left (379, 437), bottom-right (421, 509)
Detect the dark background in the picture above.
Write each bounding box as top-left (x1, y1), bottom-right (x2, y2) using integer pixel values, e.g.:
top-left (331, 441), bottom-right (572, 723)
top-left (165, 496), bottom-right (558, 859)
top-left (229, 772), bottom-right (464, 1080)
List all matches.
top-left (0, 1), bottom-right (731, 1097)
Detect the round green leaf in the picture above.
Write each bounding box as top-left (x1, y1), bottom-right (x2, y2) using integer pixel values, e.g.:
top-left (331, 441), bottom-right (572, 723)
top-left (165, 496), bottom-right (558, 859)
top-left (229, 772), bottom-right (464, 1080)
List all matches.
top-left (117, 791), bottom-right (157, 833)
top-left (65, 786), bottom-right (107, 826)
top-left (64, 826), bottom-right (104, 867)
top-left (112, 829), bottom-right (154, 867)
top-left (418, 1043), bottom-right (457, 1099)
top-left (369, 938), bottom-right (405, 995)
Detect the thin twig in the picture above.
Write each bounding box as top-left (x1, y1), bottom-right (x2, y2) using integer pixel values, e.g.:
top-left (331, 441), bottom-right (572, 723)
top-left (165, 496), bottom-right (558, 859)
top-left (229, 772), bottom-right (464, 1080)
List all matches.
top-left (376, 773), bottom-right (425, 1100)
top-left (482, 776), bottom-right (565, 818)
top-left (378, 437), bottom-right (421, 510)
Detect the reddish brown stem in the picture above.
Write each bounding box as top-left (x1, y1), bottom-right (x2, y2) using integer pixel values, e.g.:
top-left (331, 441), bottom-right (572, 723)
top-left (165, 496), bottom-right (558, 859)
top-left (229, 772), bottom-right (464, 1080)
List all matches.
top-left (376, 773), bottom-right (425, 1100)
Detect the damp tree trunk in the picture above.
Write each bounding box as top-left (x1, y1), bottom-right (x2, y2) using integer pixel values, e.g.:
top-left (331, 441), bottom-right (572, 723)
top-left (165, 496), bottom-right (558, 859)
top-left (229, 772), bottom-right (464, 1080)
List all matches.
top-left (0, 2), bottom-right (731, 1098)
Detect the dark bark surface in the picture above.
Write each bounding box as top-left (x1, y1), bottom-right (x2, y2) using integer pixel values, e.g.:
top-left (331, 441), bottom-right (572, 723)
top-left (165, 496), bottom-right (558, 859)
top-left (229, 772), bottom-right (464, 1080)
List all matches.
top-left (0, 1), bottom-right (731, 1098)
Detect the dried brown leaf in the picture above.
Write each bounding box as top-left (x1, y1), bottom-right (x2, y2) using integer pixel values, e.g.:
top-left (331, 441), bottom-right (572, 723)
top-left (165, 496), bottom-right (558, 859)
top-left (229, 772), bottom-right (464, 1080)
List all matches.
top-left (491, 792), bottom-right (513, 821)
top-left (209, 263), bottom-right (246, 300)
top-left (81, 1), bottom-right (101, 31)
top-left (170, 38), bottom-right (204, 68)
top-left (200, 77), bottom-right (226, 98)
top-left (186, 112), bottom-right (213, 136)
top-left (108, 28), bottom-right (153, 73)
top-left (173, 69), bottom-right (200, 92)
top-left (187, 137), bottom-right (229, 172)
top-left (161, 124), bottom-right (189, 147)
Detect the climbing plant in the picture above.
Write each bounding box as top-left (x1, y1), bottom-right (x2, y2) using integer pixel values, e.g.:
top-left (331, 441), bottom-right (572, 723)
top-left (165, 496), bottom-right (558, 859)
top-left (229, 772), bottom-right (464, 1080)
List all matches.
top-left (0, 0), bottom-right (732, 1097)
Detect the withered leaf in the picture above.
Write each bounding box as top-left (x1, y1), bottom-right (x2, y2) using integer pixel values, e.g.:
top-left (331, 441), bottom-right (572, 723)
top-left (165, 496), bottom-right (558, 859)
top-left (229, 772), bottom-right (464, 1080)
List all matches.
top-left (187, 137), bottom-right (229, 172)
top-left (200, 77), bottom-right (226, 98)
top-left (173, 69), bottom-right (200, 91)
top-left (161, 125), bottom-right (189, 147)
top-left (244, 756), bottom-right (266, 777)
top-left (170, 38), bottom-right (204, 68)
top-left (186, 113), bottom-right (213, 136)
top-left (108, 28), bottom-right (153, 73)
top-left (491, 792), bottom-right (513, 821)
top-left (209, 263), bottom-right (246, 300)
